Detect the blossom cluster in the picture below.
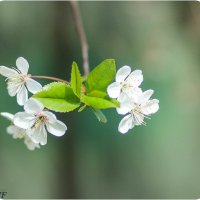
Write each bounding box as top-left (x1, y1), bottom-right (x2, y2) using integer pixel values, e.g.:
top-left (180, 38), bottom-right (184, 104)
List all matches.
top-left (0, 57), bottom-right (67, 150)
top-left (0, 57), bottom-right (159, 150)
top-left (107, 65), bottom-right (159, 134)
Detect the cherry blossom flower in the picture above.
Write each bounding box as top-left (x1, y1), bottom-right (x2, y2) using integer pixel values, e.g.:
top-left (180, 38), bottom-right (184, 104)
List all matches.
top-left (14, 98), bottom-right (67, 145)
top-left (117, 89), bottom-right (159, 134)
top-left (0, 57), bottom-right (42, 105)
top-left (0, 112), bottom-right (40, 150)
top-left (107, 65), bottom-right (143, 99)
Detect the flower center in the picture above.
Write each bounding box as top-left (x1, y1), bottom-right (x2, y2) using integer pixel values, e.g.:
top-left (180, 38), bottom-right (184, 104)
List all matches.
top-left (34, 113), bottom-right (48, 128)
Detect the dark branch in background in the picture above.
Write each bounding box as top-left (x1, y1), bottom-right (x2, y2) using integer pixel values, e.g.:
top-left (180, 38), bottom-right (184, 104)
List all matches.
top-left (69, 0), bottom-right (89, 75)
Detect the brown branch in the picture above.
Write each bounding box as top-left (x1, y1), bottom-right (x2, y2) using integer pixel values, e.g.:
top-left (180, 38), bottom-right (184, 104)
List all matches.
top-left (31, 75), bottom-right (69, 84)
top-left (69, 0), bottom-right (89, 75)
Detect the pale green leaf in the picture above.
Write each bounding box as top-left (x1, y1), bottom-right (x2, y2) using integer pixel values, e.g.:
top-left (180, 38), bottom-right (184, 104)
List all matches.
top-left (33, 82), bottom-right (80, 113)
top-left (71, 62), bottom-right (82, 97)
top-left (88, 90), bottom-right (107, 98)
top-left (81, 95), bottom-right (119, 109)
top-left (91, 108), bottom-right (107, 123)
top-left (78, 104), bottom-right (87, 112)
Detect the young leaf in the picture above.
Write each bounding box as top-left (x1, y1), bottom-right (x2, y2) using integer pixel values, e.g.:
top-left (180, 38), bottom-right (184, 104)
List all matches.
top-left (33, 82), bottom-right (80, 112)
top-left (88, 90), bottom-right (107, 98)
top-left (86, 59), bottom-right (116, 93)
top-left (91, 108), bottom-right (107, 123)
top-left (71, 62), bottom-right (82, 97)
top-left (78, 104), bottom-right (87, 112)
top-left (81, 95), bottom-right (119, 109)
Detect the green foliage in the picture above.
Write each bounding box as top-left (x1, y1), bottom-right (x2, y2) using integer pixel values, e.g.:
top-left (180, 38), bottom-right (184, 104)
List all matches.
top-left (81, 95), bottom-right (119, 109)
top-left (91, 108), bottom-right (107, 123)
top-left (71, 62), bottom-right (82, 98)
top-left (33, 82), bottom-right (80, 112)
top-left (86, 59), bottom-right (116, 94)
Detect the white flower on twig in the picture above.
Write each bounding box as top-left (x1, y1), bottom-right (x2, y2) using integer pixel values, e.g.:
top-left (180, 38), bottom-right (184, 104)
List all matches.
top-left (0, 112), bottom-right (40, 150)
top-left (0, 57), bottom-right (42, 105)
top-left (117, 89), bottom-right (159, 134)
top-left (14, 98), bottom-right (67, 145)
top-left (107, 65), bottom-right (143, 99)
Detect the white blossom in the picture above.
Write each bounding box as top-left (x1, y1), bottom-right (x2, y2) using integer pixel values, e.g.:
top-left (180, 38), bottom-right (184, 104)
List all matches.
top-left (0, 112), bottom-right (40, 150)
top-left (107, 65), bottom-right (143, 99)
top-left (14, 98), bottom-right (67, 145)
top-left (0, 57), bottom-right (42, 106)
top-left (117, 89), bottom-right (159, 134)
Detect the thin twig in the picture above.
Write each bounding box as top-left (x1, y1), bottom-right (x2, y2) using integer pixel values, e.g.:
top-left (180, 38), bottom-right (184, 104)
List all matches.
top-left (69, 0), bottom-right (89, 75)
top-left (31, 75), bottom-right (69, 84)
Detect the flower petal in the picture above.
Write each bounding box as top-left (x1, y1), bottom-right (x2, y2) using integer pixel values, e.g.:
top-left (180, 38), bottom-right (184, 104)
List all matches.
top-left (139, 89), bottom-right (154, 105)
top-left (125, 87), bottom-right (143, 101)
top-left (16, 57), bottom-right (29, 75)
top-left (43, 111), bottom-right (57, 123)
top-left (0, 66), bottom-right (18, 78)
top-left (17, 85), bottom-right (28, 106)
top-left (0, 112), bottom-right (14, 121)
top-left (7, 81), bottom-right (22, 97)
top-left (116, 93), bottom-right (133, 115)
top-left (28, 124), bottom-right (47, 145)
top-left (142, 99), bottom-right (159, 115)
top-left (116, 65), bottom-right (131, 83)
top-left (118, 114), bottom-right (134, 134)
top-left (107, 82), bottom-right (121, 98)
top-left (126, 69), bottom-right (143, 87)
top-left (26, 78), bottom-right (42, 94)
top-left (24, 136), bottom-right (40, 150)
top-left (46, 120), bottom-right (67, 137)
top-left (7, 125), bottom-right (25, 139)
top-left (14, 112), bottom-right (35, 129)
top-left (24, 98), bottom-right (44, 114)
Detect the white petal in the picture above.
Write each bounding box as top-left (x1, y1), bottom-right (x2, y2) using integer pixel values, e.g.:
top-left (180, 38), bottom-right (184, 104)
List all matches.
top-left (28, 124), bottom-right (47, 145)
top-left (7, 82), bottom-right (21, 97)
top-left (24, 136), bottom-right (40, 150)
top-left (142, 99), bottom-right (159, 115)
top-left (139, 89), bottom-right (154, 105)
top-left (125, 87), bottom-right (143, 101)
top-left (0, 66), bottom-right (18, 78)
top-left (107, 82), bottom-right (121, 98)
top-left (46, 120), bottom-right (67, 137)
top-left (116, 93), bottom-right (133, 115)
top-left (14, 112), bottom-right (35, 129)
top-left (118, 114), bottom-right (134, 134)
top-left (43, 111), bottom-right (57, 123)
top-left (0, 112), bottom-right (14, 121)
top-left (16, 57), bottom-right (29, 75)
top-left (116, 65), bottom-right (131, 83)
top-left (126, 69), bottom-right (143, 87)
top-left (17, 85), bottom-right (28, 106)
top-left (26, 78), bottom-right (42, 94)
top-left (7, 125), bottom-right (25, 139)
top-left (24, 98), bottom-right (44, 114)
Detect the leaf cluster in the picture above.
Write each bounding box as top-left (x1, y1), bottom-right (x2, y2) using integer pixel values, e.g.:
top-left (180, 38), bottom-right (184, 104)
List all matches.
top-left (33, 59), bottom-right (119, 123)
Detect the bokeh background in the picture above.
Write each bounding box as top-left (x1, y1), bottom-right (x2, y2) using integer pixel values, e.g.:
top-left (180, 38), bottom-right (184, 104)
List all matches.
top-left (0, 1), bottom-right (200, 199)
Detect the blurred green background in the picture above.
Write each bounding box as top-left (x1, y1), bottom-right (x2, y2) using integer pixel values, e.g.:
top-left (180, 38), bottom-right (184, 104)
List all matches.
top-left (0, 1), bottom-right (200, 199)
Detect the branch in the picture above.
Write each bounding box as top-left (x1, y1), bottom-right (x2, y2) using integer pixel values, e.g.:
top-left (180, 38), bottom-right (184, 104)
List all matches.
top-left (69, 0), bottom-right (89, 75)
top-left (31, 76), bottom-right (69, 84)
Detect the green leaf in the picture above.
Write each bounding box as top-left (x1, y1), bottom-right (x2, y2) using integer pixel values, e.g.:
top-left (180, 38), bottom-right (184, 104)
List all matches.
top-left (71, 62), bottom-right (82, 97)
top-left (88, 90), bottom-right (107, 98)
top-left (86, 59), bottom-right (116, 93)
top-left (78, 104), bottom-right (87, 112)
top-left (81, 95), bottom-right (119, 109)
top-left (33, 82), bottom-right (80, 112)
top-left (91, 108), bottom-right (107, 123)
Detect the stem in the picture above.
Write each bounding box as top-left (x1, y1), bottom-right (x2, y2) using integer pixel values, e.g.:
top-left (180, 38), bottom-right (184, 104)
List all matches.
top-left (31, 75), bottom-right (69, 84)
top-left (69, 1), bottom-right (89, 75)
